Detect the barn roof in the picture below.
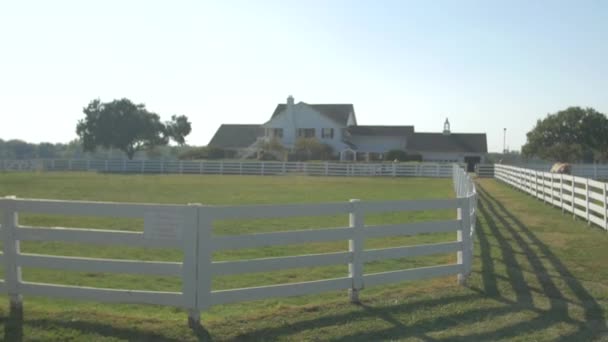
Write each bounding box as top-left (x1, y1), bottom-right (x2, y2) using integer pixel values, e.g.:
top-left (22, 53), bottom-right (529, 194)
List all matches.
top-left (346, 125), bottom-right (414, 136)
top-left (408, 133), bottom-right (488, 153)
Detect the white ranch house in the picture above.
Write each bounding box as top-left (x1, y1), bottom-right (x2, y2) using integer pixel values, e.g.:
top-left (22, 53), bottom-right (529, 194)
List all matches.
top-left (209, 96), bottom-right (487, 171)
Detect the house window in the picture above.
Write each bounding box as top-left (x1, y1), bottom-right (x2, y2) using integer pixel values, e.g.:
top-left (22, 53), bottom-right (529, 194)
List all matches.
top-left (273, 128), bottom-right (283, 138)
top-left (321, 128), bottom-right (334, 139)
top-left (297, 128), bottom-right (315, 138)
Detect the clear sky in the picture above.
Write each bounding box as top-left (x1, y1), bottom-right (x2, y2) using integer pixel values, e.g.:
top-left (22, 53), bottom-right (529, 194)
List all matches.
top-left (1, 0), bottom-right (606, 152)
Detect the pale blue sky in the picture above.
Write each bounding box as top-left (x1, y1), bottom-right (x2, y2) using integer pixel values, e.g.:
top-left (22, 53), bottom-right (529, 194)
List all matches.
top-left (1, 0), bottom-right (606, 152)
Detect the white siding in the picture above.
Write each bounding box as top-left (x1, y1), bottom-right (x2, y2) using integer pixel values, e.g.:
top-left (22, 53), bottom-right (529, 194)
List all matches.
top-left (263, 104), bottom-right (348, 152)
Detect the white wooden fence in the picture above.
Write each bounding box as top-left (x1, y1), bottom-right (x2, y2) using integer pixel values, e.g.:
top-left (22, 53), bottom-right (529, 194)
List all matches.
top-left (511, 163), bottom-right (608, 179)
top-left (0, 159), bottom-right (462, 178)
top-left (477, 163), bottom-right (608, 180)
top-left (495, 164), bottom-right (608, 230)
top-left (0, 165), bottom-right (476, 326)
top-left (475, 164), bottom-right (495, 178)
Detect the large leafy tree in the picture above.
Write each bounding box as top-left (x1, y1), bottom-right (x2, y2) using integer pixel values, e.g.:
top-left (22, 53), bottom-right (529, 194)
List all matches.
top-left (522, 107), bottom-right (608, 163)
top-left (76, 98), bottom-right (191, 159)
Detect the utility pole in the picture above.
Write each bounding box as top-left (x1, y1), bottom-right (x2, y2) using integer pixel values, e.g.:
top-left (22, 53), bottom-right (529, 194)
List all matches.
top-left (503, 128), bottom-right (507, 154)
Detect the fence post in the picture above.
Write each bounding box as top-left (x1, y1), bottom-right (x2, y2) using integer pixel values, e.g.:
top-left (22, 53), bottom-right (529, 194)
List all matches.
top-left (535, 171), bottom-right (539, 200)
top-left (200, 161), bottom-right (204, 174)
top-left (184, 204), bottom-right (201, 328)
top-left (239, 162), bottom-right (243, 175)
top-left (220, 161), bottom-right (224, 175)
top-left (261, 162), bottom-right (265, 176)
top-left (2, 196), bottom-right (23, 314)
top-left (586, 178), bottom-right (591, 225)
top-left (180, 161), bottom-right (183, 174)
top-left (595, 163), bottom-right (598, 179)
top-left (603, 184), bottom-right (608, 230)
top-left (282, 162), bottom-right (286, 175)
top-left (458, 197), bottom-right (472, 285)
top-left (123, 159), bottom-right (127, 173)
top-left (542, 172), bottom-right (547, 203)
top-left (392, 163), bottom-right (397, 177)
top-left (141, 160), bottom-right (145, 174)
top-left (196, 207), bottom-right (213, 323)
top-left (560, 174), bottom-right (564, 214)
top-left (348, 199), bottom-right (363, 303)
top-left (572, 178), bottom-right (577, 221)
top-left (325, 162), bottom-right (329, 176)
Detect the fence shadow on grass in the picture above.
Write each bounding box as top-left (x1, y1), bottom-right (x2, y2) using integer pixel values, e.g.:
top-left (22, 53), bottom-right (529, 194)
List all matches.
top-left (228, 183), bottom-right (607, 341)
top-left (3, 305), bottom-right (23, 342)
top-left (0, 308), bottom-right (195, 342)
top-left (0, 181), bottom-right (605, 341)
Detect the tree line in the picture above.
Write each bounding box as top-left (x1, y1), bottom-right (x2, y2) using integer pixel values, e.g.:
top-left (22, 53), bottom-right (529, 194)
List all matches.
top-left (0, 139), bottom-right (194, 160)
top-left (522, 107), bottom-right (608, 163)
top-left (3, 102), bottom-right (606, 163)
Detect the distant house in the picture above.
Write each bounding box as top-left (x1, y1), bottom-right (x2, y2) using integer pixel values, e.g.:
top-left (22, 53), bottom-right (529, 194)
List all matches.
top-left (209, 96), bottom-right (487, 171)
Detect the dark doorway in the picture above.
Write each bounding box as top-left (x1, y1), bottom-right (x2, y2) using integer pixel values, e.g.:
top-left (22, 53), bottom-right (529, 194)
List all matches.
top-left (464, 156), bottom-right (481, 172)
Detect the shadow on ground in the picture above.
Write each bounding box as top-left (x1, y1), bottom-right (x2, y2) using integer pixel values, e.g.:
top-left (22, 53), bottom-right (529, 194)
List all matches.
top-left (1, 181), bottom-right (606, 341)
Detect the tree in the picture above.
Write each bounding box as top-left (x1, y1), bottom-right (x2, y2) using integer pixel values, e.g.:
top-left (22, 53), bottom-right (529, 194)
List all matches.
top-left (5, 140), bottom-right (36, 159)
top-left (522, 107), bottom-right (608, 163)
top-left (76, 99), bottom-right (191, 159)
top-left (37, 143), bottom-right (58, 158)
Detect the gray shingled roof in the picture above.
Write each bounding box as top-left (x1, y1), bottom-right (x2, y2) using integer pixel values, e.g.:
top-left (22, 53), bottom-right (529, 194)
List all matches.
top-left (208, 124), bottom-right (263, 148)
top-left (408, 133), bottom-right (487, 153)
top-left (271, 103), bottom-right (355, 126)
top-left (346, 125), bottom-right (414, 136)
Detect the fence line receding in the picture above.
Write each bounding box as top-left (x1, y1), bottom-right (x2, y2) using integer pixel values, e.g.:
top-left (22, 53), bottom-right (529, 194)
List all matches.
top-left (494, 164), bottom-right (608, 231)
top-left (1, 159), bottom-right (464, 178)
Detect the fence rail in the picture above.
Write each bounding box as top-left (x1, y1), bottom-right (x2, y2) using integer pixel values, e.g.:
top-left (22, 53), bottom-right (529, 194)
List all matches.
top-left (494, 164), bottom-right (608, 230)
top-left (0, 164), bottom-right (477, 326)
top-left (0, 159), bottom-right (463, 178)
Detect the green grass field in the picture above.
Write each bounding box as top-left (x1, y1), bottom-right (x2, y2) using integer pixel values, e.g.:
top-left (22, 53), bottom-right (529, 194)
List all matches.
top-left (0, 173), bottom-right (607, 341)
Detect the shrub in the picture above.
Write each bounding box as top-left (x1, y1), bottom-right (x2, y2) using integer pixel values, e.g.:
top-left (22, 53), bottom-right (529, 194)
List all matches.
top-left (385, 149), bottom-right (408, 161)
top-left (294, 138), bottom-right (334, 161)
top-left (384, 150), bottom-right (422, 162)
top-left (178, 146), bottom-right (226, 160)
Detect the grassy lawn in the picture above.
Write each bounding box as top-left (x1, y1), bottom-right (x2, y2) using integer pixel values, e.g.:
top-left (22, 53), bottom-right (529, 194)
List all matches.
top-left (0, 173), bottom-right (607, 341)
